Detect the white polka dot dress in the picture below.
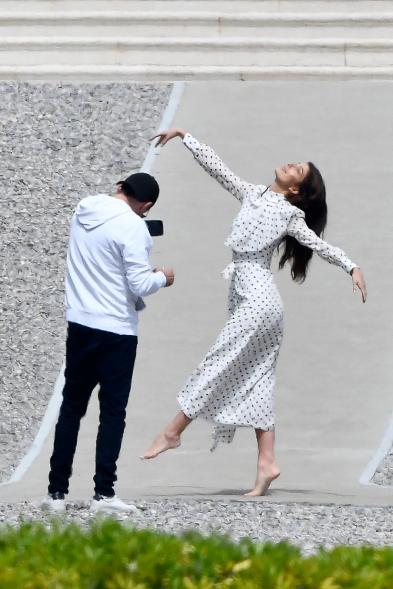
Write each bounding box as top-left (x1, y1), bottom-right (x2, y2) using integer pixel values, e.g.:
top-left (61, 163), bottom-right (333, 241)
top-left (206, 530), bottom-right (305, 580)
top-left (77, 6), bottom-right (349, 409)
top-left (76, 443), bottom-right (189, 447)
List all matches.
top-left (177, 134), bottom-right (358, 451)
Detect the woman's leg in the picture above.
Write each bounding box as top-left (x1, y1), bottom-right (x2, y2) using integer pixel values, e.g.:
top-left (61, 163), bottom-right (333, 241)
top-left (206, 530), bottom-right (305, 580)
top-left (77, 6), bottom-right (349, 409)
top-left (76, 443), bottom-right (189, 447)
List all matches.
top-left (142, 411), bottom-right (192, 459)
top-left (245, 429), bottom-right (280, 496)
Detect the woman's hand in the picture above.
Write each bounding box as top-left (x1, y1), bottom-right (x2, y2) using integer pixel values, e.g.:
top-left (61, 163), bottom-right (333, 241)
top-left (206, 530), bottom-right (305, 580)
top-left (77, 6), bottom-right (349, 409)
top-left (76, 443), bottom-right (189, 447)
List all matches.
top-left (151, 128), bottom-right (186, 148)
top-left (351, 267), bottom-right (367, 303)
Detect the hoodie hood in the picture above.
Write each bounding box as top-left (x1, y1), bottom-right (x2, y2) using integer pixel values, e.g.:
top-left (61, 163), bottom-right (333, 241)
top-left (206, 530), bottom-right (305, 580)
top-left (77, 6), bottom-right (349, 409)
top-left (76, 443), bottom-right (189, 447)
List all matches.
top-left (75, 194), bottom-right (132, 230)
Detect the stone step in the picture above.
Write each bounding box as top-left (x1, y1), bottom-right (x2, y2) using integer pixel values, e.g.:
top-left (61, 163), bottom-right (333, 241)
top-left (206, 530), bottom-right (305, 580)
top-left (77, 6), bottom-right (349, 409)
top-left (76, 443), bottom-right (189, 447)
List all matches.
top-left (0, 37), bottom-right (392, 68)
top-left (2, 1), bottom-right (392, 79)
top-left (1, 64), bottom-right (393, 81)
top-left (0, 12), bottom-right (392, 39)
top-left (3, 1), bottom-right (393, 14)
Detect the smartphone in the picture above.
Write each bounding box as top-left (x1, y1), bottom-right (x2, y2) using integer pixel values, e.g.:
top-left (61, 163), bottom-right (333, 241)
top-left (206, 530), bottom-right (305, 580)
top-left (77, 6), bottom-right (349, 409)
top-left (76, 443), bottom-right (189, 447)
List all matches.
top-left (145, 220), bottom-right (164, 237)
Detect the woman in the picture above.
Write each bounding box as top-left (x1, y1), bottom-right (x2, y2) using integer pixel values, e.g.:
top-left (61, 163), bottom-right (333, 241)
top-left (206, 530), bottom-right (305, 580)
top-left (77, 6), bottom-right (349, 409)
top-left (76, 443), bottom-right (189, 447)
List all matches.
top-left (143, 127), bottom-right (367, 496)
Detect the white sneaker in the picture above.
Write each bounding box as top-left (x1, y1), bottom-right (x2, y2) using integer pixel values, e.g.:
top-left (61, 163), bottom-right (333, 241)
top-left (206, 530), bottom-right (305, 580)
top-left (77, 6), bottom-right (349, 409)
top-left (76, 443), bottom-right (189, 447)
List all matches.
top-left (90, 494), bottom-right (138, 514)
top-left (41, 493), bottom-right (66, 513)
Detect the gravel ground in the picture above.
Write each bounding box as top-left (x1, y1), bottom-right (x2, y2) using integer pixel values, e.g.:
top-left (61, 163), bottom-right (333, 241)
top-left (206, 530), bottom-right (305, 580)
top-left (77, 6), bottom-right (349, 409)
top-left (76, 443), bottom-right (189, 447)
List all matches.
top-left (1, 499), bottom-right (393, 555)
top-left (372, 450), bottom-right (393, 486)
top-left (0, 82), bottom-right (171, 483)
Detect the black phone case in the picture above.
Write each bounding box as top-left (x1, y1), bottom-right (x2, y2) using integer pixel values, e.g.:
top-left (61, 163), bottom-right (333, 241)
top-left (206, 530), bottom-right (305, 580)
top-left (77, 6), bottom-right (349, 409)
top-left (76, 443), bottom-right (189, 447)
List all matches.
top-left (145, 220), bottom-right (164, 236)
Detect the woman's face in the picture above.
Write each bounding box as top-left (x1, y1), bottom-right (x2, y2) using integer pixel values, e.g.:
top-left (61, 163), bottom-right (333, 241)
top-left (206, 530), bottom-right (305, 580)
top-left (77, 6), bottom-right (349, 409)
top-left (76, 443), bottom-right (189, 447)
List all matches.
top-left (275, 162), bottom-right (309, 193)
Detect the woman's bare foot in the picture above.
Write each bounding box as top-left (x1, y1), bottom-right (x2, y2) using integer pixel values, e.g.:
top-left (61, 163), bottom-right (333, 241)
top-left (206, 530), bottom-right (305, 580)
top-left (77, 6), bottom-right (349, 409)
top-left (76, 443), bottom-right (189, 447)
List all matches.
top-left (141, 432), bottom-right (181, 460)
top-left (244, 464), bottom-right (280, 497)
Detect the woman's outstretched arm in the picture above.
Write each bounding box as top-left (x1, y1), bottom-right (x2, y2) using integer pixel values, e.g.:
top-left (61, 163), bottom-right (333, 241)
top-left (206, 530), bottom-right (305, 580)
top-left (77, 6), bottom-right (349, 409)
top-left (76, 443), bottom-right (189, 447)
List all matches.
top-left (287, 212), bottom-right (367, 302)
top-left (152, 128), bottom-right (257, 203)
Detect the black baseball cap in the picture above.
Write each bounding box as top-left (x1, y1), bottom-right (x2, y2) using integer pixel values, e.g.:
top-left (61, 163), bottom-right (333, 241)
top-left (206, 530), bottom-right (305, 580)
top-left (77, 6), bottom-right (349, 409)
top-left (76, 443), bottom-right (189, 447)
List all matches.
top-left (119, 172), bottom-right (160, 204)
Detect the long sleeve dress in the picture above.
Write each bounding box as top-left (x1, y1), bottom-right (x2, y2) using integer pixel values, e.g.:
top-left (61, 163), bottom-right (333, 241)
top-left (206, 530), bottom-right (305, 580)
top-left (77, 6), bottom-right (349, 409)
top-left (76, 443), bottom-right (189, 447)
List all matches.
top-left (177, 133), bottom-right (358, 451)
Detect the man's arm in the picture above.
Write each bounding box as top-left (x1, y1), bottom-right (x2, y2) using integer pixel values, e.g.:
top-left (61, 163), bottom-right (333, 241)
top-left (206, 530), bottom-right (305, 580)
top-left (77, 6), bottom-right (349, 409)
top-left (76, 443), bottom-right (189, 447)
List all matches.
top-left (121, 223), bottom-right (171, 298)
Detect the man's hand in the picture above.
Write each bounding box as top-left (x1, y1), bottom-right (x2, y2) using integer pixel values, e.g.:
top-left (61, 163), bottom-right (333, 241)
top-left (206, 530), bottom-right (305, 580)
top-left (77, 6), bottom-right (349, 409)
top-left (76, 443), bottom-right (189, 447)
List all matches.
top-left (151, 128), bottom-right (186, 148)
top-left (154, 266), bottom-right (175, 287)
top-left (351, 267), bottom-right (367, 303)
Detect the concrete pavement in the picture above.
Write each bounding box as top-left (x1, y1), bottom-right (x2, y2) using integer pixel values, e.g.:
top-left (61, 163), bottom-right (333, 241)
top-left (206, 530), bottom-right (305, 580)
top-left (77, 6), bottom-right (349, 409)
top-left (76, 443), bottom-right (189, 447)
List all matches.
top-left (1, 81), bottom-right (392, 505)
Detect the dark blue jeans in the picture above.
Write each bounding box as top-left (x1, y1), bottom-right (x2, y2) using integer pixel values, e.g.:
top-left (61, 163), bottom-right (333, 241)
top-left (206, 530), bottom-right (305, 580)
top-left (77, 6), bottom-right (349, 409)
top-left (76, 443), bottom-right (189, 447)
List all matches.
top-left (48, 322), bottom-right (137, 497)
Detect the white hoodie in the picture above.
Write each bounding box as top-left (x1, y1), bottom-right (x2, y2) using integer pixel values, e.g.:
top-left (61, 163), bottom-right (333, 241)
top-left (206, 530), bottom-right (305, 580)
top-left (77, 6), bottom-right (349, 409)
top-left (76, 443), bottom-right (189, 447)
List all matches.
top-left (65, 194), bottom-right (166, 335)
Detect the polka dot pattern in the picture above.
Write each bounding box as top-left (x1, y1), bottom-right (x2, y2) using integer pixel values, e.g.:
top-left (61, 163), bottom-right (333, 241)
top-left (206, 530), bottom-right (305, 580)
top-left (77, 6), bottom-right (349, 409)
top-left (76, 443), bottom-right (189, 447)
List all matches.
top-left (178, 134), bottom-right (358, 451)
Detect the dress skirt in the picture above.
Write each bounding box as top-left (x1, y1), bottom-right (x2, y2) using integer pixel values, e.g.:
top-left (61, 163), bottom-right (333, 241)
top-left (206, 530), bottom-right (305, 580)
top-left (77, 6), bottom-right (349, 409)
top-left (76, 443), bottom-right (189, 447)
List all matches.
top-left (177, 253), bottom-right (284, 450)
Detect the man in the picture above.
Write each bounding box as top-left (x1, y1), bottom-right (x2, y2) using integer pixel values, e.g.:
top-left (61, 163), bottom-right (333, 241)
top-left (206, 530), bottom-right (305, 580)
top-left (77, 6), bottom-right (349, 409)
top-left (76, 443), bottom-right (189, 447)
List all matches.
top-left (42, 173), bottom-right (174, 513)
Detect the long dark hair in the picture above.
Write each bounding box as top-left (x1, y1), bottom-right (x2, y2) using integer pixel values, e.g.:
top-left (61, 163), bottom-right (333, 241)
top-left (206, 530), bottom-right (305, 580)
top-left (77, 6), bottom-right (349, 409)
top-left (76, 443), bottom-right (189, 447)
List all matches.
top-left (277, 162), bottom-right (327, 283)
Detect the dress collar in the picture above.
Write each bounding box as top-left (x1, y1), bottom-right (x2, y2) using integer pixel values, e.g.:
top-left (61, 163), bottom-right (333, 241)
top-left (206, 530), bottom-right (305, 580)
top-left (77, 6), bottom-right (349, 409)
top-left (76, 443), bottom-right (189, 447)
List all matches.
top-left (265, 186), bottom-right (287, 200)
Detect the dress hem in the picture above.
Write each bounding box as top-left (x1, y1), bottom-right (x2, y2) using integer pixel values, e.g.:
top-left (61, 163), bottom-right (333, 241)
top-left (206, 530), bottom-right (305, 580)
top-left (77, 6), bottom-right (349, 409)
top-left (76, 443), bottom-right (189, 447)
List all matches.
top-left (178, 401), bottom-right (275, 432)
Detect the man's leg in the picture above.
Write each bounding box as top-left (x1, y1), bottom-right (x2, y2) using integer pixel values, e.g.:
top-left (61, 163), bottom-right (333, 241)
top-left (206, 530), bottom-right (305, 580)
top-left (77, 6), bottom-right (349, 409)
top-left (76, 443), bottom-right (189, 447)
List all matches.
top-left (48, 323), bottom-right (99, 495)
top-left (93, 333), bottom-right (137, 497)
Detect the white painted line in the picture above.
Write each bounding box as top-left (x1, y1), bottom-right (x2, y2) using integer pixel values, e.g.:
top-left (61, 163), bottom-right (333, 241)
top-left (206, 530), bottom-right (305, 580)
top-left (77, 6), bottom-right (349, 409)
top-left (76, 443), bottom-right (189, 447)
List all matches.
top-left (359, 409), bottom-right (393, 486)
top-left (141, 81), bottom-right (185, 173)
top-left (0, 81), bottom-right (186, 486)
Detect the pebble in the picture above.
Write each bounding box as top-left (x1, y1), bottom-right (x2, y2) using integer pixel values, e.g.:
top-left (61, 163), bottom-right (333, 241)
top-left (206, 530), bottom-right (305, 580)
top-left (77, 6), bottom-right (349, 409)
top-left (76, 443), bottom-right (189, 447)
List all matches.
top-left (0, 499), bottom-right (393, 555)
top-left (0, 82), bottom-right (172, 483)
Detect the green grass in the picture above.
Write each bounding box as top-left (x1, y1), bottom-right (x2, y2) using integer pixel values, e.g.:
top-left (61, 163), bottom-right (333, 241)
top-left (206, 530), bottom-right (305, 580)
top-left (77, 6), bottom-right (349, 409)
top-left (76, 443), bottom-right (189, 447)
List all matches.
top-left (0, 519), bottom-right (392, 588)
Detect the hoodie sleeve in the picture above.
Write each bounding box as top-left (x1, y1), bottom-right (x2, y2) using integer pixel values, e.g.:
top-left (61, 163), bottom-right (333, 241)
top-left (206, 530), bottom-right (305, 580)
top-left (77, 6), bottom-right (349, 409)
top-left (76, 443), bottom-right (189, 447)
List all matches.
top-left (121, 222), bottom-right (167, 297)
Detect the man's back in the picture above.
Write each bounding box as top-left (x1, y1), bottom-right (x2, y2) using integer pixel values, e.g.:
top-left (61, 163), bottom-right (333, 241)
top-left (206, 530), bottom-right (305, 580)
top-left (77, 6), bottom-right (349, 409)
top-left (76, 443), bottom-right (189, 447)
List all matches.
top-left (65, 194), bottom-right (165, 335)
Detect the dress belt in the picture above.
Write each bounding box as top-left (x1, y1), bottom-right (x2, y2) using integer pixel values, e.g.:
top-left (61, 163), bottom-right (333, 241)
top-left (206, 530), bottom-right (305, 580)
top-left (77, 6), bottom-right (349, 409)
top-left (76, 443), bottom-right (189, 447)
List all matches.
top-left (221, 253), bottom-right (271, 280)
top-left (221, 262), bottom-right (236, 280)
